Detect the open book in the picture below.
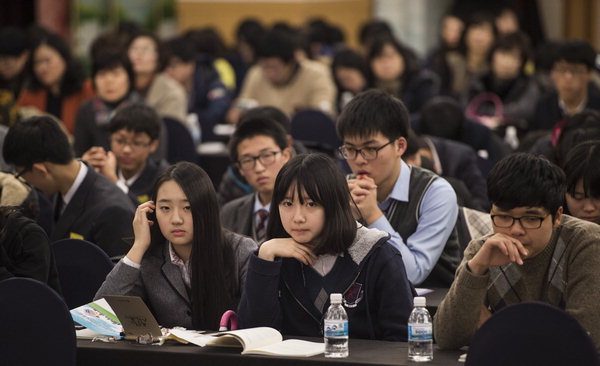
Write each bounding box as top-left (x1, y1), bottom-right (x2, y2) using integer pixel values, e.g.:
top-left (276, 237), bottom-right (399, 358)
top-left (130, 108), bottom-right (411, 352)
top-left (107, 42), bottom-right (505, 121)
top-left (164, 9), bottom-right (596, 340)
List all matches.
top-left (170, 327), bottom-right (324, 357)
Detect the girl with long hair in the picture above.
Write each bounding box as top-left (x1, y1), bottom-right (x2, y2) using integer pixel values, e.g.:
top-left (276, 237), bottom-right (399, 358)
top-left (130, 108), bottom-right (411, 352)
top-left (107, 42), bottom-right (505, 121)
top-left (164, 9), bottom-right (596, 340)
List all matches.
top-left (96, 162), bottom-right (257, 330)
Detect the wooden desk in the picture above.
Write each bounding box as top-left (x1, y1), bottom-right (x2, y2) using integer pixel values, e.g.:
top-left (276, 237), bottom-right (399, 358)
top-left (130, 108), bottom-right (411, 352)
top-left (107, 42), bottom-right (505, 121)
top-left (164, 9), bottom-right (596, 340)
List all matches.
top-left (77, 338), bottom-right (464, 366)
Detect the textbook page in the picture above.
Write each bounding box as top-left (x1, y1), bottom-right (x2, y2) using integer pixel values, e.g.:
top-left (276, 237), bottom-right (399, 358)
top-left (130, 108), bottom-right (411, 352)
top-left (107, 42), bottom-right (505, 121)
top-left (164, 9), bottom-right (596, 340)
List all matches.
top-left (242, 339), bottom-right (325, 357)
top-left (209, 327), bottom-right (282, 350)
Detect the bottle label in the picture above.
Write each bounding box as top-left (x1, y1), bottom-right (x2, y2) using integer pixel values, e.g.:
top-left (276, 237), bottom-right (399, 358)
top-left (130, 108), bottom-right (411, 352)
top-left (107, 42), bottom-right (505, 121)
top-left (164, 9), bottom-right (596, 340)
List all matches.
top-left (324, 320), bottom-right (348, 337)
top-left (408, 324), bottom-right (432, 341)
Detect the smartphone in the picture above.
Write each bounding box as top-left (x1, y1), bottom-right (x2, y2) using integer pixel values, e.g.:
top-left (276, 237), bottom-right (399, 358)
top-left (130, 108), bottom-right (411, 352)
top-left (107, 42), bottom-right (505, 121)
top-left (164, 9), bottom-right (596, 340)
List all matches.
top-left (346, 173), bottom-right (357, 180)
top-left (146, 211), bottom-right (156, 222)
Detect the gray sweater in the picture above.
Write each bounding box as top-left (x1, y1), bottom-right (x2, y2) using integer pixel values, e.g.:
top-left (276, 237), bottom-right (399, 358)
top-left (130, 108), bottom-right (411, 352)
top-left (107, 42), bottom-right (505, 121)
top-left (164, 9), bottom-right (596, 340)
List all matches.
top-left (95, 230), bottom-right (257, 329)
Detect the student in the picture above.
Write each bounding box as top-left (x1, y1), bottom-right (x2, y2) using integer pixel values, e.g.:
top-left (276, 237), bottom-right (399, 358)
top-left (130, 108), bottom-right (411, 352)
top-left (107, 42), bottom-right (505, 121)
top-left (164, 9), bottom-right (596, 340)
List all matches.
top-left (338, 90), bottom-right (460, 287)
top-left (0, 27), bottom-right (29, 127)
top-left (96, 162), bottom-right (257, 330)
top-left (220, 117), bottom-right (292, 242)
top-left (226, 28), bottom-right (336, 124)
top-left (434, 153), bottom-right (600, 349)
top-left (3, 116), bottom-right (135, 257)
top-left (562, 140), bottom-right (600, 225)
top-left (81, 103), bottom-right (167, 205)
top-left (0, 206), bottom-right (61, 293)
top-left (530, 40), bottom-right (600, 132)
top-left (238, 154), bottom-right (414, 340)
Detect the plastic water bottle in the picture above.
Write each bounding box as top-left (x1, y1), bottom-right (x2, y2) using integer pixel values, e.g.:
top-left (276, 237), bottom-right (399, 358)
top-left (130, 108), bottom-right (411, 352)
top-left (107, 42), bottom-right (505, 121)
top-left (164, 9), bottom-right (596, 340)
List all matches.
top-left (408, 296), bottom-right (433, 362)
top-left (324, 293), bottom-right (349, 358)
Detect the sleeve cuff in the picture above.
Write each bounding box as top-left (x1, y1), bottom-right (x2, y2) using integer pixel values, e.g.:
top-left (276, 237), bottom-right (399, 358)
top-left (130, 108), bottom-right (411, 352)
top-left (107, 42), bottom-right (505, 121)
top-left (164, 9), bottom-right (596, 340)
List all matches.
top-left (123, 256), bottom-right (141, 269)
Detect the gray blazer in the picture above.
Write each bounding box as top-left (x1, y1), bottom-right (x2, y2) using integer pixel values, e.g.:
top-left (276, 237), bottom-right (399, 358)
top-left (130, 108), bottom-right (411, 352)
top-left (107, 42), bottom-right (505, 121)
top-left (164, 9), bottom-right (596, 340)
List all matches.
top-left (220, 193), bottom-right (255, 240)
top-left (95, 230), bottom-right (257, 329)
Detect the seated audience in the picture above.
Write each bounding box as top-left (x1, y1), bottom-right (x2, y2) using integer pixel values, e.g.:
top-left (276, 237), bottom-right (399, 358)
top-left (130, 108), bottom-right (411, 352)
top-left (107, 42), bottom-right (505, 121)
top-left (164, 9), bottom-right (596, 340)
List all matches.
top-left (0, 27), bottom-right (29, 127)
top-left (530, 40), bottom-right (600, 132)
top-left (96, 162), bottom-right (257, 330)
top-left (82, 104), bottom-right (167, 205)
top-left (331, 48), bottom-right (369, 113)
top-left (425, 12), bottom-right (464, 97)
top-left (227, 28), bottom-right (336, 124)
top-left (220, 118), bottom-right (292, 243)
top-left (3, 116), bottom-right (135, 257)
top-left (562, 140), bottom-right (600, 225)
top-left (338, 90), bottom-right (460, 287)
top-left (367, 37), bottom-right (439, 114)
top-left (238, 153), bottom-right (415, 340)
top-left (434, 153), bottom-right (600, 349)
top-left (74, 49), bottom-right (139, 156)
top-left (230, 18), bottom-right (266, 97)
top-left (17, 32), bottom-right (95, 134)
top-left (0, 206), bottom-right (61, 293)
top-left (165, 36), bottom-right (231, 143)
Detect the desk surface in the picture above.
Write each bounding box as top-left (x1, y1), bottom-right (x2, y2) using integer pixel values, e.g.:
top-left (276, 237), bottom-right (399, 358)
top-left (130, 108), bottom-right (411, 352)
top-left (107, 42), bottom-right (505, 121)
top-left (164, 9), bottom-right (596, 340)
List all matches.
top-left (77, 338), bottom-right (463, 366)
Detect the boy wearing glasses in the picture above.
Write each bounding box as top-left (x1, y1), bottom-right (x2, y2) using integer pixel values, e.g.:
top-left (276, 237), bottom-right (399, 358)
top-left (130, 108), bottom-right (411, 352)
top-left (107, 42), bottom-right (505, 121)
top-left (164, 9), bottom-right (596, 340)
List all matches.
top-left (82, 104), bottom-right (167, 205)
top-left (434, 153), bottom-right (600, 349)
top-left (220, 118), bottom-right (292, 243)
top-left (530, 40), bottom-right (600, 132)
top-left (337, 89), bottom-right (460, 287)
top-left (3, 116), bottom-right (135, 258)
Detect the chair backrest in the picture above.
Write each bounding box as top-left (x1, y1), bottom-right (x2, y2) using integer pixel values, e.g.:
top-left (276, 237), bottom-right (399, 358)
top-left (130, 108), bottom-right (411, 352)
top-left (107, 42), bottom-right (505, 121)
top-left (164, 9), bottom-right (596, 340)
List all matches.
top-left (466, 301), bottom-right (600, 366)
top-left (0, 277), bottom-right (76, 366)
top-left (52, 238), bottom-right (114, 309)
top-left (163, 117), bottom-right (198, 164)
top-left (291, 109), bottom-right (341, 156)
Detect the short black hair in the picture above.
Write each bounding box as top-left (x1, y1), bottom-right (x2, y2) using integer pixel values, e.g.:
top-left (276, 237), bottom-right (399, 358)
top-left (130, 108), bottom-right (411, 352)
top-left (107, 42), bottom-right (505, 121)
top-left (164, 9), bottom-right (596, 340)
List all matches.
top-left (3, 116), bottom-right (73, 166)
top-left (0, 27), bottom-right (28, 56)
top-left (239, 106), bottom-right (290, 133)
top-left (337, 89), bottom-right (409, 140)
top-left (358, 20), bottom-right (394, 47)
top-left (553, 40), bottom-right (596, 70)
top-left (554, 109), bottom-right (600, 165)
top-left (165, 36), bottom-right (196, 63)
top-left (108, 104), bottom-right (161, 141)
top-left (331, 48), bottom-right (369, 91)
top-left (562, 140), bottom-right (600, 199)
top-left (420, 96), bottom-right (465, 140)
top-left (267, 153), bottom-right (356, 255)
top-left (184, 27), bottom-right (227, 58)
top-left (127, 32), bottom-right (168, 72)
top-left (255, 29), bottom-right (296, 63)
top-left (91, 49), bottom-right (135, 94)
top-left (367, 37), bottom-right (420, 85)
top-left (228, 117), bottom-right (288, 162)
top-left (490, 31), bottom-right (532, 70)
top-left (487, 153), bottom-right (565, 216)
top-left (236, 18), bottom-right (266, 52)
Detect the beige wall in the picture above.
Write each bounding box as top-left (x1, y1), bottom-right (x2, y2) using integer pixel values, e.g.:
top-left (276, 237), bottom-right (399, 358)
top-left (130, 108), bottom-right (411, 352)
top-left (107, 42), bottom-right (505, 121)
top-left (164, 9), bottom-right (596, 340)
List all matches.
top-left (176, 0), bottom-right (372, 48)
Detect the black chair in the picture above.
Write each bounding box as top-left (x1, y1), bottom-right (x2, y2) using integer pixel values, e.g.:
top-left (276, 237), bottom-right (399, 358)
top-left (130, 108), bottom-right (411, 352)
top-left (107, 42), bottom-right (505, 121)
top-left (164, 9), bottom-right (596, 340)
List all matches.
top-left (163, 117), bottom-right (198, 164)
top-left (0, 277), bottom-right (76, 366)
top-left (52, 238), bottom-right (114, 309)
top-left (466, 301), bottom-right (600, 366)
top-left (291, 109), bottom-right (342, 157)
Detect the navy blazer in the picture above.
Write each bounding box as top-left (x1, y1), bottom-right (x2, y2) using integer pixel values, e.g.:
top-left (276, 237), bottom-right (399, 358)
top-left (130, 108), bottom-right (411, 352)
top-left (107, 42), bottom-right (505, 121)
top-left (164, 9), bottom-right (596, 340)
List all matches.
top-left (126, 159), bottom-right (169, 205)
top-left (50, 164), bottom-right (135, 257)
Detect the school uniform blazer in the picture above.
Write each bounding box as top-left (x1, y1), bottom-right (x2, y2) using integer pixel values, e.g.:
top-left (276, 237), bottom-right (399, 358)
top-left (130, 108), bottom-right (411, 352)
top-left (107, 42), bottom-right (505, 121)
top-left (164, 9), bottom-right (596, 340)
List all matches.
top-left (220, 193), bottom-right (255, 239)
top-left (126, 159), bottom-right (169, 205)
top-left (95, 231), bottom-right (257, 329)
top-left (50, 164), bottom-right (135, 257)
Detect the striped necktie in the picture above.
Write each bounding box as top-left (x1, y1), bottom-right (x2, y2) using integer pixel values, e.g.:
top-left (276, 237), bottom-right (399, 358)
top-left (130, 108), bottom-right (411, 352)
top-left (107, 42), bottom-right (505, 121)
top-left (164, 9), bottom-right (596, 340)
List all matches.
top-left (255, 209), bottom-right (269, 243)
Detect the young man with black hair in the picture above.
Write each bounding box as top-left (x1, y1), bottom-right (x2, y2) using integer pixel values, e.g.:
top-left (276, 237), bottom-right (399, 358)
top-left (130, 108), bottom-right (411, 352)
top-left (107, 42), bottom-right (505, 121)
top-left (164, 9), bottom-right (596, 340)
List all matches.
top-left (434, 153), bottom-right (600, 349)
top-left (3, 116), bottom-right (135, 257)
top-left (220, 117), bottom-right (292, 243)
top-left (165, 36), bottom-right (231, 142)
top-left (530, 40), bottom-right (600, 132)
top-left (338, 89), bottom-right (460, 287)
top-left (226, 28), bottom-right (335, 124)
top-left (82, 103), bottom-right (167, 205)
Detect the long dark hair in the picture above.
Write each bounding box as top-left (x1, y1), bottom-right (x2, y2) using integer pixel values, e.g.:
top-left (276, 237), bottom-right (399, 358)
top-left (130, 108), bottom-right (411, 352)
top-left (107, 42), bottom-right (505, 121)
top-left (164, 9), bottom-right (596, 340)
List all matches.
top-left (150, 162), bottom-right (235, 330)
top-left (267, 154), bottom-right (356, 255)
top-left (25, 32), bottom-right (86, 97)
top-left (366, 37), bottom-right (420, 89)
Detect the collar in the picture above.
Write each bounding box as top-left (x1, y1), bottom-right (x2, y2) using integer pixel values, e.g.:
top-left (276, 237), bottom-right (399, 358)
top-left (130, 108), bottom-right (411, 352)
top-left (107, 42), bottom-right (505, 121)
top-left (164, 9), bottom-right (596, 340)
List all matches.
top-left (558, 95), bottom-right (588, 116)
top-left (382, 160), bottom-right (411, 205)
top-left (422, 137), bottom-right (442, 175)
top-left (63, 162), bottom-right (87, 206)
top-left (168, 242), bottom-right (188, 265)
top-left (253, 192), bottom-right (271, 214)
top-left (117, 168), bottom-right (142, 188)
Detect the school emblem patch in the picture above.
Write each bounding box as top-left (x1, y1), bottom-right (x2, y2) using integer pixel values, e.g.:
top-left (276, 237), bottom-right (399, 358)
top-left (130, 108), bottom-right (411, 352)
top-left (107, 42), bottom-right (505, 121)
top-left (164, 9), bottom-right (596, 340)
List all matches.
top-left (343, 282), bottom-right (363, 308)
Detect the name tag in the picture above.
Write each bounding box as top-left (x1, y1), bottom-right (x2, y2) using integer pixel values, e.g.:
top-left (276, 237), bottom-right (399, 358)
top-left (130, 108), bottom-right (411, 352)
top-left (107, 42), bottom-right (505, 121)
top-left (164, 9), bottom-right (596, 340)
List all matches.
top-left (70, 232), bottom-right (84, 240)
top-left (137, 195), bottom-right (150, 204)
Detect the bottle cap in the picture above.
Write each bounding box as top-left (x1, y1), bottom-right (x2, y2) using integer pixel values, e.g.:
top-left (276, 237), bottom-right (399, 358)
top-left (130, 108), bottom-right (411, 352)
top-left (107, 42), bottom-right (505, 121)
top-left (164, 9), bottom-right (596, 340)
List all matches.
top-left (330, 293), bottom-right (343, 304)
top-left (413, 296), bottom-right (426, 307)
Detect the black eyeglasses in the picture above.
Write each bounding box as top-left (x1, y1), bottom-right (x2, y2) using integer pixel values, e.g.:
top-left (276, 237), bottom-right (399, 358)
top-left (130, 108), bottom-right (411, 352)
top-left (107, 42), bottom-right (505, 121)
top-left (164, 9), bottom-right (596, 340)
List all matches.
top-left (338, 140), bottom-right (394, 160)
top-left (14, 166), bottom-right (31, 180)
top-left (237, 151), bottom-right (281, 170)
top-left (490, 214), bottom-right (548, 229)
